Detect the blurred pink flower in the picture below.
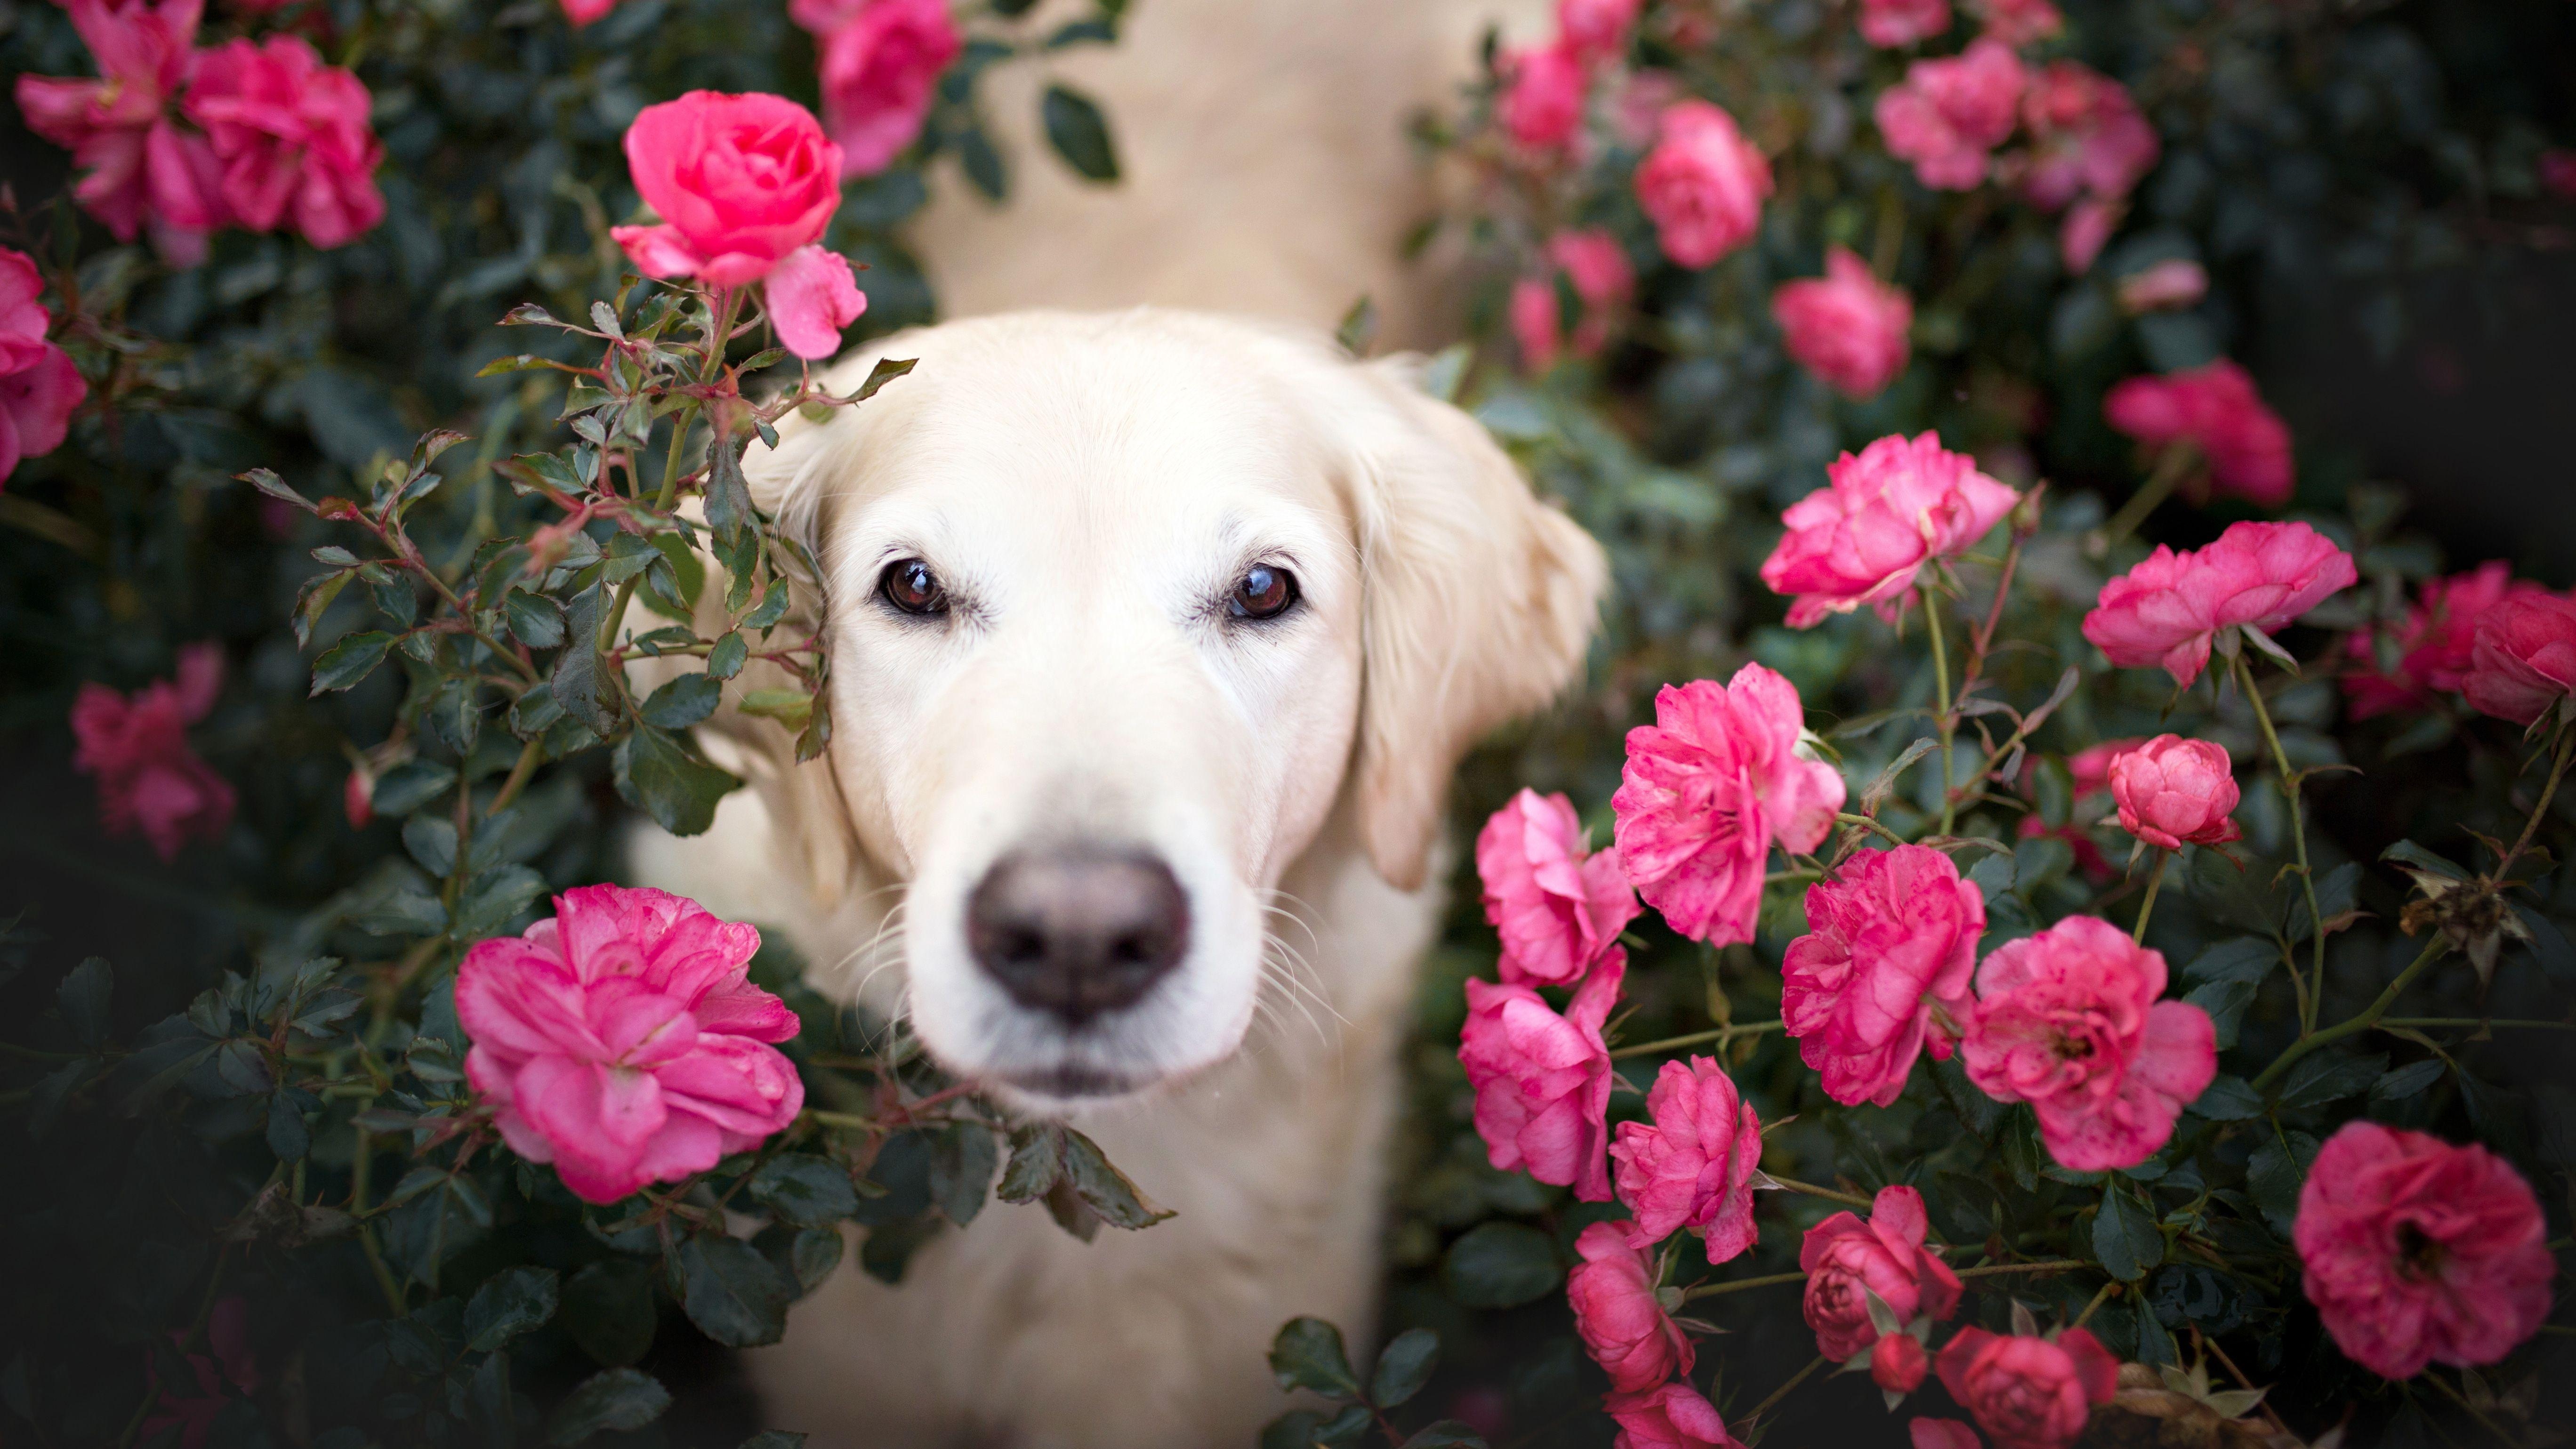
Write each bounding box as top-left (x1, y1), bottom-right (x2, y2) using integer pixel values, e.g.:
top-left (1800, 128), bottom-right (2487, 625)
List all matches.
top-left (2103, 359), bottom-right (2294, 507)
top-left (1501, 41), bottom-right (1588, 152)
top-left (1568, 1220), bottom-right (1694, 1392)
top-left (1876, 39), bottom-right (2026, 190)
top-left (1759, 431), bottom-right (2019, 628)
top-left (2116, 258), bottom-right (2207, 314)
top-left (2294, 1120), bottom-right (2553, 1380)
top-left (0, 249), bottom-right (87, 485)
top-left (1605, 1382), bottom-right (1742, 1449)
top-left (1858, 0), bottom-right (1951, 48)
top-left (458, 885), bottom-right (805, 1203)
top-left (559, 0), bottom-right (615, 23)
top-left (1801, 1184), bottom-right (1962, 1361)
top-left (1771, 246), bottom-right (1913, 398)
top-left (1459, 952), bottom-right (1625, 1200)
top-left (612, 91), bottom-right (845, 288)
top-left (1973, 0), bottom-right (2061, 46)
top-left (1935, 1327), bottom-right (2118, 1449)
top-left (184, 35), bottom-right (385, 249)
top-left (1511, 275), bottom-right (1563, 372)
top-left (1913, 1418), bottom-right (1985, 1449)
top-left (1612, 664), bottom-right (1845, 945)
top-left (1635, 100), bottom-right (1772, 267)
top-left (2081, 520), bottom-right (2357, 686)
top-left (71, 642), bottom-right (234, 861)
top-left (1477, 788), bottom-right (1639, 987)
top-left (1961, 916), bottom-right (2215, 1171)
top-left (1875, 1332), bottom-right (1931, 1393)
top-left (765, 243), bottom-right (867, 360)
top-left (12, 0), bottom-right (228, 263)
top-left (791, 0), bottom-right (960, 177)
top-left (2543, 149), bottom-right (2576, 201)
top-left (2018, 61), bottom-right (2157, 210)
top-left (1608, 1055), bottom-right (1762, 1261)
top-left (1513, 230), bottom-right (1636, 370)
top-left (2463, 591), bottom-right (2576, 725)
top-left (1558, 0), bottom-right (1642, 62)
top-left (1782, 844), bottom-right (1983, 1107)
top-left (2106, 735), bottom-right (2239, 850)
top-left (140, 1296), bottom-right (259, 1449)
top-left (2056, 195), bottom-right (2118, 273)
top-left (2341, 563), bottom-right (2550, 719)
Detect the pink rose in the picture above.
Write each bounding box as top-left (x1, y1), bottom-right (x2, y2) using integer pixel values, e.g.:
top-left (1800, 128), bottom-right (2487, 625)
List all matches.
top-left (2017, 61), bottom-right (2157, 212)
top-left (458, 884), bottom-right (805, 1203)
top-left (1511, 276), bottom-right (1563, 373)
top-left (0, 249), bottom-right (87, 485)
top-left (1758, 431), bottom-right (2020, 628)
top-left (2106, 735), bottom-right (2239, 850)
top-left (1552, 229), bottom-right (1637, 310)
top-left (1612, 663), bottom-right (1846, 945)
top-left (764, 243), bottom-right (868, 361)
top-left (1500, 41), bottom-right (1588, 152)
top-left (1512, 231), bottom-right (1635, 370)
top-left (70, 642), bottom-right (234, 861)
top-left (2080, 520), bottom-right (2358, 686)
top-left (2543, 149), bottom-right (2576, 201)
top-left (1477, 788), bottom-right (1640, 987)
top-left (2463, 591), bottom-right (2576, 725)
top-left (2342, 563), bottom-right (2550, 719)
top-left (1607, 1056), bottom-right (1762, 1261)
top-left (1858, 0), bottom-right (1952, 48)
top-left (1875, 40), bottom-right (2026, 191)
top-left (1458, 952), bottom-right (1625, 1200)
top-left (183, 36), bottom-right (385, 249)
top-left (2065, 739), bottom-right (2139, 797)
top-left (1960, 916), bottom-right (2216, 1171)
top-left (1771, 246), bottom-right (1913, 398)
top-left (2294, 1120), bottom-right (2553, 1381)
top-left (2115, 258), bottom-right (2207, 314)
top-left (1912, 1419), bottom-right (1985, 1449)
top-left (1567, 1221), bottom-right (1694, 1392)
top-left (1605, 1383), bottom-right (1742, 1449)
top-left (1972, 0), bottom-right (2061, 46)
top-left (791, 0), bottom-right (961, 178)
top-left (1558, 0), bottom-right (1642, 62)
top-left (1635, 100), bottom-right (1772, 268)
top-left (1874, 1332), bottom-right (1931, 1394)
top-left (2102, 359), bottom-right (2294, 507)
top-left (1799, 1184), bottom-right (1962, 1361)
top-left (140, 1296), bottom-right (258, 1449)
top-left (611, 91), bottom-right (845, 288)
top-left (12, 0), bottom-right (228, 262)
top-left (1934, 1327), bottom-right (2119, 1449)
top-left (1781, 845), bottom-right (1983, 1107)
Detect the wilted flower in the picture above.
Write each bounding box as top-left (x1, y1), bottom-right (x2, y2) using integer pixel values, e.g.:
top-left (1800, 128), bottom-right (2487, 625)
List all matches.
top-left (1782, 844), bottom-right (1984, 1106)
top-left (1568, 1221), bottom-right (1693, 1392)
top-left (1635, 100), bottom-right (1772, 268)
top-left (1771, 247), bottom-right (1913, 398)
top-left (1459, 953), bottom-right (1625, 1200)
top-left (1477, 788), bottom-right (1639, 986)
top-left (71, 642), bottom-right (235, 861)
top-left (1759, 431), bottom-right (2019, 628)
top-left (1608, 1055), bottom-right (1763, 1261)
top-left (2106, 735), bottom-right (2240, 850)
top-left (2080, 520), bottom-right (2357, 686)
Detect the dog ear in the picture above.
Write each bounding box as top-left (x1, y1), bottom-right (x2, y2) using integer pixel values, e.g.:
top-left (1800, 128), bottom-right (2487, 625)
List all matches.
top-left (1343, 357), bottom-right (1608, 891)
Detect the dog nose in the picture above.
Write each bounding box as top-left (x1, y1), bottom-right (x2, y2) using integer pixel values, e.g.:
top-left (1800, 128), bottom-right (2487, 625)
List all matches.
top-left (965, 848), bottom-right (1191, 1024)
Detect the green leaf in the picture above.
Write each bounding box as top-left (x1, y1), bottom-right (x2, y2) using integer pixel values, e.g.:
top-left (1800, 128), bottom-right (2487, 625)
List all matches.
top-left (2093, 1188), bottom-right (2161, 1282)
top-left (996, 1124), bottom-right (1067, 1204)
top-left (926, 1121), bottom-right (998, 1227)
top-left (560, 1260), bottom-right (656, 1368)
top-left (371, 759), bottom-right (456, 815)
top-left (2247, 1132), bottom-right (2319, 1238)
top-left (552, 587), bottom-right (619, 736)
top-left (2278, 1051), bottom-right (2388, 1112)
top-left (465, 1265), bottom-right (560, 1352)
top-left (311, 631), bottom-right (395, 693)
top-left (749, 1154), bottom-right (861, 1228)
top-left (266, 1088), bottom-right (311, 1160)
top-left (1370, 1327), bottom-right (1439, 1408)
top-left (402, 815), bottom-right (459, 877)
top-left (1040, 84), bottom-right (1120, 181)
top-left (1056, 1125), bottom-right (1173, 1230)
top-left (677, 1235), bottom-right (794, 1348)
top-left (57, 957), bottom-right (112, 1049)
top-left (2182, 979), bottom-right (2257, 1052)
top-left (845, 356), bottom-right (917, 404)
top-left (1335, 295), bottom-right (1378, 356)
top-left (2380, 838), bottom-right (2467, 880)
top-left (706, 631), bottom-right (749, 681)
top-left (738, 1435), bottom-right (808, 1449)
top-left (640, 674), bottom-right (724, 731)
top-left (2189, 1074), bottom-right (2265, 1121)
top-left (544, 1367), bottom-right (669, 1444)
top-left (453, 864), bottom-right (547, 940)
top-left (704, 435), bottom-right (755, 549)
top-left (614, 724), bottom-right (742, 837)
top-left (1400, 1425), bottom-right (1489, 1449)
top-left (2182, 937), bottom-right (2277, 986)
top-left (1267, 1317), bottom-right (1363, 1399)
top-left (504, 590), bottom-right (566, 649)
top-left (2287, 862), bottom-right (2363, 943)
top-left (1441, 1222), bottom-right (1560, 1308)
top-left (241, 467), bottom-right (314, 512)
top-left (2372, 1059), bottom-right (2447, 1102)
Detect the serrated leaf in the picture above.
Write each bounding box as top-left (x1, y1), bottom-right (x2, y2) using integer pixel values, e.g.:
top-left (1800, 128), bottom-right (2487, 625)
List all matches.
top-left (2371, 1058), bottom-right (2447, 1102)
top-left (311, 631), bottom-right (395, 693)
top-left (926, 1121), bottom-right (998, 1227)
top-left (504, 590), bottom-right (565, 649)
top-left (2093, 1187), bottom-right (2161, 1282)
top-left (640, 673), bottom-right (724, 730)
top-left (1370, 1327), bottom-right (1439, 1408)
top-left (704, 435), bottom-right (755, 549)
top-left (614, 724), bottom-right (741, 836)
top-left (544, 1367), bottom-right (668, 1444)
top-left (2247, 1132), bottom-right (2319, 1238)
top-left (2190, 1074), bottom-right (2264, 1121)
top-left (677, 1235), bottom-right (794, 1348)
top-left (241, 467), bottom-right (314, 512)
top-left (465, 1265), bottom-right (559, 1352)
top-left (846, 356), bottom-right (917, 404)
top-left (2278, 1051), bottom-right (2387, 1111)
top-left (56, 957), bottom-right (112, 1048)
top-left (749, 1154), bottom-right (861, 1228)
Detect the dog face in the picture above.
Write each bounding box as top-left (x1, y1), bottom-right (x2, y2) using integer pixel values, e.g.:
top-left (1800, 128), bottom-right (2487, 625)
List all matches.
top-left (738, 312), bottom-right (1602, 1109)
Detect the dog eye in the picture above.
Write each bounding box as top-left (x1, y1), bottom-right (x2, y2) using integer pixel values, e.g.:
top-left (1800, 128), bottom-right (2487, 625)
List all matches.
top-left (1227, 564), bottom-right (1298, 622)
top-left (879, 558), bottom-right (948, 616)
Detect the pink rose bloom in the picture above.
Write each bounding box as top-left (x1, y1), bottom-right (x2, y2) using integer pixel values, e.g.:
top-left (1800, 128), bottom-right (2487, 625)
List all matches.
top-left (183, 36), bottom-right (385, 250)
top-left (1607, 1056), bottom-right (1762, 1260)
top-left (459, 884), bottom-right (805, 1203)
top-left (2294, 1120), bottom-right (2553, 1381)
top-left (1960, 916), bottom-right (2216, 1171)
top-left (1758, 431), bottom-right (2020, 628)
top-left (2543, 149), bottom-right (2576, 201)
top-left (1874, 1332), bottom-right (1930, 1394)
top-left (1973, 0), bottom-right (2061, 46)
top-left (1781, 844), bottom-right (1983, 1107)
top-left (1511, 276), bottom-right (1564, 372)
top-left (1477, 788), bottom-right (1640, 986)
top-left (1605, 1383), bottom-right (1742, 1449)
top-left (1771, 246), bottom-right (1913, 399)
top-left (2463, 591), bottom-right (2576, 726)
top-left (1500, 41), bottom-right (1588, 152)
top-left (1567, 1221), bottom-right (1693, 1392)
top-left (2103, 359), bottom-right (2294, 507)
top-left (1558, 0), bottom-right (1642, 62)
top-left (1935, 1327), bottom-right (2119, 1449)
top-left (2056, 196), bottom-right (2119, 274)
top-left (611, 91), bottom-right (845, 288)
top-left (70, 642), bottom-right (234, 861)
top-left (1458, 952), bottom-right (1625, 1200)
top-left (2018, 61), bottom-right (2157, 211)
top-left (1612, 663), bottom-right (1845, 945)
top-left (0, 249), bottom-right (87, 485)
top-left (1858, 0), bottom-right (1951, 48)
top-left (2342, 563), bottom-right (2550, 719)
top-left (140, 1296), bottom-right (259, 1449)
top-left (1552, 229), bottom-right (1637, 309)
top-left (764, 243), bottom-right (867, 361)
top-left (2081, 520), bottom-right (2358, 686)
top-left (791, 0), bottom-right (961, 178)
top-left (1876, 40), bottom-right (2027, 190)
top-left (1799, 1184), bottom-right (1962, 1361)
top-left (1634, 100), bottom-right (1773, 268)
top-left (13, 0), bottom-right (228, 263)
top-left (2106, 735), bottom-right (2239, 850)
top-left (1516, 230), bottom-right (1637, 370)
top-left (1913, 1419), bottom-right (1985, 1449)
top-left (2116, 258), bottom-right (2207, 314)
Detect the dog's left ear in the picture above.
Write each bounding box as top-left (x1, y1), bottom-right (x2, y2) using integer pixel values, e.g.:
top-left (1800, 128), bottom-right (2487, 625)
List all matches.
top-left (1340, 356), bottom-right (1609, 891)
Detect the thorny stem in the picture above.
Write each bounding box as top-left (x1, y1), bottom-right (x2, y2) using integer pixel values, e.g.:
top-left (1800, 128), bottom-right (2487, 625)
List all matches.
top-left (2133, 852), bottom-right (2170, 944)
top-left (1956, 509), bottom-right (2030, 697)
top-left (1923, 586), bottom-right (1957, 835)
top-left (2234, 652), bottom-right (2329, 1034)
top-left (1742, 1354), bottom-right (1829, 1428)
top-left (2071, 1279), bottom-right (2119, 1330)
top-left (1609, 1020), bottom-right (1784, 1061)
top-left (2495, 722), bottom-right (2576, 884)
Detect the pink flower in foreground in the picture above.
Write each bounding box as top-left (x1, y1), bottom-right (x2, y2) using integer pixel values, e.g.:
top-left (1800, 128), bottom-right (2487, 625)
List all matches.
top-left (1913, 1419), bottom-right (1985, 1449)
top-left (0, 249), bottom-right (87, 486)
top-left (1961, 916), bottom-right (2215, 1171)
top-left (612, 91), bottom-right (845, 288)
top-left (2543, 149), bottom-right (2576, 201)
top-left (1782, 845), bottom-right (1983, 1106)
top-left (1612, 664), bottom-right (1845, 945)
top-left (1635, 100), bottom-right (1772, 268)
top-left (2106, 735), bottom-right (2239, 851)
top-left (1568, 1221), bottom-right (1693, 1392)
top-left (2463, 591), bottom-right (2576, 726)
top-left (2018, 61), bottom-right (2157, 211)
top-left (1606, 1383), bottom-right (1742, 1449)
top-left (12, 0), bottom-right (227, 263)
top-left (1858, 0), bottom-right (1951, 48)
top-left (1935, 1328), bottom-right (2118, 1449)
top-left (140, 1296), bottom-right (259, 1449)
top-left (790, 0), bottom-right (961, 178)
top-left (2116, 258), bottom-right (2207, 314)
top-left (764, 243), bottom-right (867, 361)
top-left (1973, 0), bottom-right (2061, 46)
top-left (71, 642), bottom-right (234, 861)
top-left (1477, 788), bottom-right (1639, 986)
top-left (2103, 359), bottom-right (2294, 508)
top-left (1608, 1056), bottom-right (1762, 1260)
top-left (1801, 1184), bottom-right (1962, 1362)
top-left (1501, 41), bottom-right (1588, 152)
top-left (1459, 953), bottom-right (1624, 1200)
top-left (1876, 40), bottom-right (2027, 190)
top-left (2342, 563), bottom-right (2551, 719)
top-left (1875, 1332), bottom-right (1931, 1394)
top-left (1558, 0), bottom-right (1642, 62)
top-left (458, 885), bottom-right (805, 1203)
top-left (1771, 246), bottom-right (1913, 398)
top-left (2294, 1120), bottom-right (2553, 1381)
top-left (2081, 520), bottom-right (2358, 686)
top-left (1759, 431), bottom-right (2020, 628)
top-left (183, 36), bottom-right (385, 249)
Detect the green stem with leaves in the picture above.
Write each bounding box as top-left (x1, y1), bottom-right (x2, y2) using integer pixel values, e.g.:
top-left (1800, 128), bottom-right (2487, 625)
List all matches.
top-left (2234, 651), bottom-right (2328, 1033)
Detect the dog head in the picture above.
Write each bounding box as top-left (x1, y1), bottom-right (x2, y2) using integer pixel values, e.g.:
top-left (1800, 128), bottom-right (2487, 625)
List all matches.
top-left (729, 310), bottom-right (1602, 1109)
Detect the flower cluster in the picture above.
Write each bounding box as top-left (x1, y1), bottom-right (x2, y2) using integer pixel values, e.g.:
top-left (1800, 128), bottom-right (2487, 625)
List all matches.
top-left (71, 641), bottom-right (233, 861)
